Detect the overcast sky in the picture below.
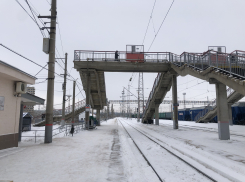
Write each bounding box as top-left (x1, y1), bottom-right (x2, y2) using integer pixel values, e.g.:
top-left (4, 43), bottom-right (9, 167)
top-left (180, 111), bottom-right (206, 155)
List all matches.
top-left (1, 0), bottom-right (245, 112)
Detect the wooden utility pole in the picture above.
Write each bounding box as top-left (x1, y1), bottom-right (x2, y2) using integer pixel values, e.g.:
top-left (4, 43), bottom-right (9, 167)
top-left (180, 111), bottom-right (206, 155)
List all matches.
top-left (44, 0), bottom-right (57, 143)
top-left (61, 53), bottom-right (68, 126)
top-left (72, 81), bottom-right (76, 123)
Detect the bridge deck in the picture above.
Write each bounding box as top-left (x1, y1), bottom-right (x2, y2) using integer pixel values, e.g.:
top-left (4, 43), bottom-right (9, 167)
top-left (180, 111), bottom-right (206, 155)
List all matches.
top-left (74, 61), bottom-right (171, 73)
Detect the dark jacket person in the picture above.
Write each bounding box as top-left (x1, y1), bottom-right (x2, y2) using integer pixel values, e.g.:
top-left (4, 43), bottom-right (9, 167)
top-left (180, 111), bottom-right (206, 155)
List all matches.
top-left (115, 50), bottom-right (119, 61)
top-left (70, 125), bottom-right (75, 136)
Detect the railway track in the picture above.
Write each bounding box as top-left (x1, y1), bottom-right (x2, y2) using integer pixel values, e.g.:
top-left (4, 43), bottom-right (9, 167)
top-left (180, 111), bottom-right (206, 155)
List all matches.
top-left (160, 123), bottom-right (245, 138)
top-left (118, 119), bottom-right (218, 182)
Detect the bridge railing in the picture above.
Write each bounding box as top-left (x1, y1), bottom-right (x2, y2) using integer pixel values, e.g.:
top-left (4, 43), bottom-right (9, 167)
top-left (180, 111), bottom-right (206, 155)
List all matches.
top-left (142, 73), bottom-right (162, 119)
top-left (170, 50), bottom-right (245, 78)
top-left (194, 87), bottom-right (235, 122)
top-left (74, 50), bottom-right (171, 63)
top-left (75, 50), bottom-right (245, 78)
top-left (65, 99), bottom-right (86, 115)
top-left (34, 99), bottom-right (86, 122)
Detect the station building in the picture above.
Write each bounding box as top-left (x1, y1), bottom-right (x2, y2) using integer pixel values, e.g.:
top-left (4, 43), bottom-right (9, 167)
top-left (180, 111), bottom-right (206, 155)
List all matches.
top-left (0, 60), bottom-right (44, 150)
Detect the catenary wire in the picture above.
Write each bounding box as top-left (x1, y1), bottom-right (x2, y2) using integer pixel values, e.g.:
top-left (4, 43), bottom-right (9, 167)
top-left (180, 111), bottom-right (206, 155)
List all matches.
top-left (177, 81), bottom-right (206, 93)
top-left (142, 0), bottom-right (157, 45)
top-left (147, 0), bottom-right (175, 52)
top-left (57, 17), bottom-right (65, 56)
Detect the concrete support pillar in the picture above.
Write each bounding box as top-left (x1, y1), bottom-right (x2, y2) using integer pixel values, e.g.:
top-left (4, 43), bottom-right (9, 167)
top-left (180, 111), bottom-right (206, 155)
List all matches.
top-left (228, 104), bottom-right (233, 126)
top-left (216, 83), bottom-right (230, 140)
top-left (155, 105), bottom-right (159, 125)
top-left (18, 102), bottom-right (24, 142)
top-left (172, 75), bottom-right (178, 129)
top-left (96, 109), bottom-right (101, 126)
top-left (85, 72), bottom-right (91, 130)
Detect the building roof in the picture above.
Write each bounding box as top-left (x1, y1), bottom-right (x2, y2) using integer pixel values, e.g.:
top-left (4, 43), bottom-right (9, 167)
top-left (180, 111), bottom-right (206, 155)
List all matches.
top-left (21, 93), bottom-right (45, 105)
top-left (0, 60), bottom-right (36, 80)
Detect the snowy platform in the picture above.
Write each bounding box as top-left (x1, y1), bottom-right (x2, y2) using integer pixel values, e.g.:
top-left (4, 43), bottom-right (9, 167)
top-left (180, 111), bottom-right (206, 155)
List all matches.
top-left (0, 118), bottom-right (244, 182)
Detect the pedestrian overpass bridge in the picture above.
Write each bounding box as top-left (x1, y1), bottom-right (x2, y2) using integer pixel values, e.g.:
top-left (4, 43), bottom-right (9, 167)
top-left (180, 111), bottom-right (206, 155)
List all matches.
top-left (73, 48), bottom-right (245, 140)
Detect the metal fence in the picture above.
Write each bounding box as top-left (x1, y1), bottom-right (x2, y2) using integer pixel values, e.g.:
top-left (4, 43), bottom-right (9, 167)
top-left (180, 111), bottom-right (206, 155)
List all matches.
top-left (21, 123), bottom-right (84, 143)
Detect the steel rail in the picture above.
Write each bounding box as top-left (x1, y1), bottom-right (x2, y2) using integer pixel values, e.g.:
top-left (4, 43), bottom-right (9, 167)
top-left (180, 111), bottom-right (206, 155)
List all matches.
top-left (121, 120), bottom-right (217, 182)
top-left (118, 119), bottom-right (163, 182)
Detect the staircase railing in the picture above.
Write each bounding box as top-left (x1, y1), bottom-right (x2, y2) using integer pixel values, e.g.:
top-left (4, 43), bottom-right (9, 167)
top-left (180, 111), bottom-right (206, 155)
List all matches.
top-left (64, 99), bottom-right (86, 115)
top-left (142, 73), bottom-right (162, 119)
top-left (34, 99), bottom-right (86, 122)
top-left (194, 88), bottom-right (235, 122)
top-left (171, 50), bottom-right (245, 79)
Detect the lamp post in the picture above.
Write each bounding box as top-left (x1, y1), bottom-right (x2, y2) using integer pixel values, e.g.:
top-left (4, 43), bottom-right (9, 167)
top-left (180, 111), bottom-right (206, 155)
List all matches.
top-left (183, 93), bottom-right (186, 109)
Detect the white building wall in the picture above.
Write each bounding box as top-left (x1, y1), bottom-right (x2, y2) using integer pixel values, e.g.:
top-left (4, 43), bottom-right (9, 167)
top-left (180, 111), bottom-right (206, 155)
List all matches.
top-left (0, 76), bottom-right (21, 135)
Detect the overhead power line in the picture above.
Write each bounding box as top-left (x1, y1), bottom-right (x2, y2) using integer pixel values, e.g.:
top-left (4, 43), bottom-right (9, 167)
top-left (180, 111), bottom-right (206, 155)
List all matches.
top-left (0, 43), bottom-right (74, 81)
top-left (57, 17), bottom-right (65, 56)
top-left (75, 85), bottom-right (85, 98)
top-left (35, 63), bottom-right (48, 76)
top-left (15, 0), bottom-right (46, 36)
top-left (15, 0), bottom-right (65, 67)
top-left (45, 0), bottom-right (51, 5)
top-left (142, 0), bottom-right (157, 45)
top-left (147, 0), bottom-right (175, 52)
top-left (35, 79), bottom-right (48, 84)
top-left (25, 0), bottom-right (45, 37)
top-left (178, 79), bottom-right (198, 86)
top-left (25, 0), bottom-right (50, 35)
top-left (177, 81), bottom-right (206, 93)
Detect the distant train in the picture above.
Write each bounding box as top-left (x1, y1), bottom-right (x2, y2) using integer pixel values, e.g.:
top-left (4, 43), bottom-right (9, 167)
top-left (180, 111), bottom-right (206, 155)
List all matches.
top-left (132, 102), bottom-right (245, 125)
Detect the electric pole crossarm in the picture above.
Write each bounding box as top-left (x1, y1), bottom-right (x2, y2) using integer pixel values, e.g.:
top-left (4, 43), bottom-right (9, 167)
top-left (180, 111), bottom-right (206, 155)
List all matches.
top-left (38, 16), bottom-right (57, 19)
top-left (41, 27), bottom-right (56, 30)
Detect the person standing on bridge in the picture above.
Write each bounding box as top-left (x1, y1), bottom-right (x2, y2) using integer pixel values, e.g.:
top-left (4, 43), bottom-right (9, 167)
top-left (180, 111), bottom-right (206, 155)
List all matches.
top-left (115, 50), bottom-right (119, 61)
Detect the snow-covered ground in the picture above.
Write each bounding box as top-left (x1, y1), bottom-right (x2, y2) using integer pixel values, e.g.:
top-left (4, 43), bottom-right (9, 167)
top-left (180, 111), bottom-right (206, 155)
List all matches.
top-left (0, 118), bottom-right (244, 182)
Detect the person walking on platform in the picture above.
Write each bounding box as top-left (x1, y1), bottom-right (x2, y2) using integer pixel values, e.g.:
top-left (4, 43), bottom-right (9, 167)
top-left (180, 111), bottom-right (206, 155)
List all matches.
top-left (70, 125), bottom-right (75, 137)
top-left (115, 50), bottom-right (119, 61)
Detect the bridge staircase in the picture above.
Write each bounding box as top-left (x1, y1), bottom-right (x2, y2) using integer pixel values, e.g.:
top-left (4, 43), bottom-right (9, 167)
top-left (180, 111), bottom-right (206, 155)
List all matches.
top-left (194, 88), bottom-right (243, 123)
top-left (143, 49), bottom-right (245, 122)
top-left (170, 50), bottom-right (245, 95)
top-left (142, 72), bottom-right (173, 123)
top-left (34, 99), bottom-right (86, 126)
